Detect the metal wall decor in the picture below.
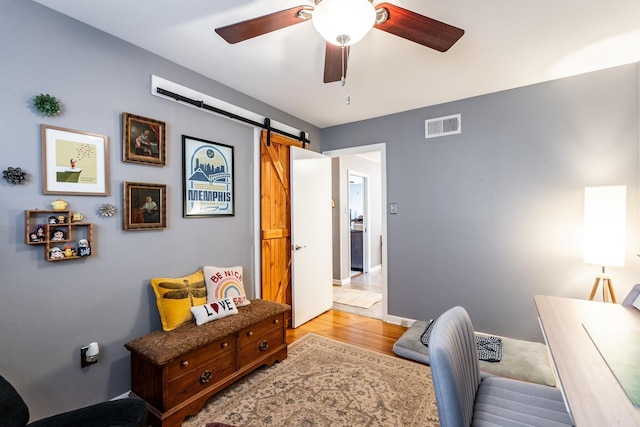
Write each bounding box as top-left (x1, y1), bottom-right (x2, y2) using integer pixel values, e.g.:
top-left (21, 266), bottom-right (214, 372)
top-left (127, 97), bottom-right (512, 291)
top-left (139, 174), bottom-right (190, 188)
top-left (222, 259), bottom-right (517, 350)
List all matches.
top-left (2, 167), bottom-right (27, 184)
top-left (33, 94), bottom-right (62, 117)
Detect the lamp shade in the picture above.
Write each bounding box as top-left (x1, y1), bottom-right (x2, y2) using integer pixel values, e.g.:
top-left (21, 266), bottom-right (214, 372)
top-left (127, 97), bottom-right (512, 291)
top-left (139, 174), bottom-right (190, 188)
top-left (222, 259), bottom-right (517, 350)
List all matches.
top-left (312, 0), bottom-right (376, 46)
top-left (583, 185), bottom-right (626, 267)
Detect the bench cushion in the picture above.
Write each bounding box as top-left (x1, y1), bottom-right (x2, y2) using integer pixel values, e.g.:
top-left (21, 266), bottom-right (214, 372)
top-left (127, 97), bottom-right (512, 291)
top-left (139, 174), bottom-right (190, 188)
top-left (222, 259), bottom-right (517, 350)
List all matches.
top-left (125, 299), bottom-right (290, 366)
top-left (393, 320), bottom-right (556, 386)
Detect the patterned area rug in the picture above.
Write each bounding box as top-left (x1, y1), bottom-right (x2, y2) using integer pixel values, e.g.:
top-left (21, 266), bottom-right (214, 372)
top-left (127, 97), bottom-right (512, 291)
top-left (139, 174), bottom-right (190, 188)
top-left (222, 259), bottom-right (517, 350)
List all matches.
top-left (332, 287), bottom-right (382, 308)
top-left (183, 333), bottom-right (439, 427)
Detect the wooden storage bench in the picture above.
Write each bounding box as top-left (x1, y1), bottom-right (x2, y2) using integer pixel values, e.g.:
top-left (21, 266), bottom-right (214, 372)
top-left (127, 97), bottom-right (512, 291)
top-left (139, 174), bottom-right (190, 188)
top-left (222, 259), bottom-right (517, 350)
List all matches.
top-left (125, 299), bottom-right (290, 427)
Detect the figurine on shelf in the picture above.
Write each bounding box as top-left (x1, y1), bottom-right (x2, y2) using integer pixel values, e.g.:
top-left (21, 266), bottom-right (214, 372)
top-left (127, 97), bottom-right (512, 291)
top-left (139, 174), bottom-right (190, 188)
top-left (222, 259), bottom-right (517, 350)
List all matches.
top-left (72, 212), bottom-right (84, 223)
top-left (57, 215), bottom-right (66, 224)
top-left (49, 247), bottom-right (64, 260)
top-left (29, 232), bottom-right (39, 242)
top-left (77, 239), bottom-right (91, 257)
top-left (63, 245), bottom-right (76, 258)
top-left (48, 216), bottom-right (57, 224)
top-left (50, 229), bottom-right (65, 241)
top-left (51, 199), bottom-right (68, 211)
top-left (36, 225), bottom-right (46, 241)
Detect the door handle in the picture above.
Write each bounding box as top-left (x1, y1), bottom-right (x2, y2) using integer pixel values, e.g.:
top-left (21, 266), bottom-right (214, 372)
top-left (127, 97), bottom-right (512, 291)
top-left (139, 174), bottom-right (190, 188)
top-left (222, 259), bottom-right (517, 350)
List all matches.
top-left (293, 245), bottom-right (307, 251)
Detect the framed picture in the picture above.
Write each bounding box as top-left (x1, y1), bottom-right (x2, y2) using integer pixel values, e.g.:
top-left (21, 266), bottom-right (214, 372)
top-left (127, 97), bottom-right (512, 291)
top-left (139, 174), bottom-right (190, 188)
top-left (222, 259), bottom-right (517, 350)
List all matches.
top-left (122, 112), bottom-right (166, 166)
top-left (182, 135), bottom-right (234, 217)
top-left (122, 181), bottom-right (167, 230)
top-left (41, 124), bottom-right (110, 196)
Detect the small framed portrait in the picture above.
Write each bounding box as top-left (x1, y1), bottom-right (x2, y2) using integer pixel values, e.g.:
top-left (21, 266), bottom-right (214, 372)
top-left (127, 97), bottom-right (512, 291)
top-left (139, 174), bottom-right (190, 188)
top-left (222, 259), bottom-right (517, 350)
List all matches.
top-left (123, 181), bottom-right (167, 230)
top-left (122, 113), bottom-right (166, 166)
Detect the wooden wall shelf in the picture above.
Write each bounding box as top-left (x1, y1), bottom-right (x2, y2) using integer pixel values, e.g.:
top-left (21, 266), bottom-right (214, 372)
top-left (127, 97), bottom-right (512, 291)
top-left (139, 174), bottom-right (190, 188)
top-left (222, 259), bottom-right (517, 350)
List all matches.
top-left (25, 209), bottom-right (93, 261)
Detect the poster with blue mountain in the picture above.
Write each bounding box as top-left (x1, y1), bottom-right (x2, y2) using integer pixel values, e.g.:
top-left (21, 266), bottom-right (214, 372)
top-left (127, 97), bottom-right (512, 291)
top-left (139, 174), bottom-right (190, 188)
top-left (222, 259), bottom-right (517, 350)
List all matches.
top-left (183, 135), bottom-right (234, 217)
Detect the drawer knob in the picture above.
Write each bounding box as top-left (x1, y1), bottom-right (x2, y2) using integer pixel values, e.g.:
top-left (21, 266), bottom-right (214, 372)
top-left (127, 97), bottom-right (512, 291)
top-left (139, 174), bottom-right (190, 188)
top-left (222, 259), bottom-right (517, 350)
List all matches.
top-left (181, 360), bottom-right (189, 367)
top-left (221, 342), bottom-right (228, 348)
top-left (274, 319), bottom-right (279, 324)
top-left (200, 370), bottom-right (212, 384)
top-left (259, 341), bottom-right (269, 352)
top-left (247, 331), bottom-right (254, 337)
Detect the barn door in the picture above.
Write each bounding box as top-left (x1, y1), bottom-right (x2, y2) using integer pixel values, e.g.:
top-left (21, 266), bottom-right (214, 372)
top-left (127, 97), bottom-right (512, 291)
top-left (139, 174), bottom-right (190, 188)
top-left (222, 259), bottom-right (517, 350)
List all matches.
top-left (260, 131), bottom-right (303, 321)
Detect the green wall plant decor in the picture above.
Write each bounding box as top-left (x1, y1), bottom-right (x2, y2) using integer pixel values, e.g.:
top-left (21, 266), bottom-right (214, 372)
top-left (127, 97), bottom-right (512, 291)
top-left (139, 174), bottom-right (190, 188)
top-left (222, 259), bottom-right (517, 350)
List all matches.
top-left (33, 93), bottom-right (62, 116)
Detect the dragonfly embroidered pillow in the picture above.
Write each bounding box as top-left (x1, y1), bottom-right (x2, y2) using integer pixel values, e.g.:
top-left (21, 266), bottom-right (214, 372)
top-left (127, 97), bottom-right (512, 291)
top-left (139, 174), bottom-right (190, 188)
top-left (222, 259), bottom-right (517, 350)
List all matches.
top-left (151, 270), bottom-right (207, 331)
top-left (204, 266), bottom-right (251, 307)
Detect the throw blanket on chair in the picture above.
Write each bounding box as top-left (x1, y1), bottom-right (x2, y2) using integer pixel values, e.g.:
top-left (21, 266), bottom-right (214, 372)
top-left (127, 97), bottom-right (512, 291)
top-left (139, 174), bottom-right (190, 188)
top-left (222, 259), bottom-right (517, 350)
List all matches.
top-left (420, 319), bottom-right (503, 362)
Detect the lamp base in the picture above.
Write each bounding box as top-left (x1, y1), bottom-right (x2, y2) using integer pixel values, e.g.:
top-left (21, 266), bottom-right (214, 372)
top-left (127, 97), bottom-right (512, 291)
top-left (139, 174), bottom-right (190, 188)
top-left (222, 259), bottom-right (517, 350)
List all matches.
top-left (588, 274), bottom-right (618, 303)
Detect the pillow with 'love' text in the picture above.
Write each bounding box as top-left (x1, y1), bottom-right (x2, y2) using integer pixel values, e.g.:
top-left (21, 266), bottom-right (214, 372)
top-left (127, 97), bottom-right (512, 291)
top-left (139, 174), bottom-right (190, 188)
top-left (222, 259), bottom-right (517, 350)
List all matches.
top-left (190, 297), bottom-right (238, 326)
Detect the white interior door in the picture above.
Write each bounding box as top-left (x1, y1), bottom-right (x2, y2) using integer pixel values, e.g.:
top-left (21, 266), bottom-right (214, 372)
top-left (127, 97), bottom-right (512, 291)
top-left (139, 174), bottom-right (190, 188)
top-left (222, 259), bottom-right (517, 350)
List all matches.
top-left (291, 146), bottom-right (333, 328)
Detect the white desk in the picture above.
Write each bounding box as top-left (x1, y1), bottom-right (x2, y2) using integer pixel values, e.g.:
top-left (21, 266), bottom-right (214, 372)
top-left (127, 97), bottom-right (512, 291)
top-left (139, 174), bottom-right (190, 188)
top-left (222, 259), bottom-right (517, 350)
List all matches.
top-left (534, 295), bottom-right (640, 427)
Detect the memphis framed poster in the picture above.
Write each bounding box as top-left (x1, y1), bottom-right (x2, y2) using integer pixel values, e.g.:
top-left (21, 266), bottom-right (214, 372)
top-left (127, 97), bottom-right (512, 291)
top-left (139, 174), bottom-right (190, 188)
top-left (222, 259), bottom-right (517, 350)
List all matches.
top-left (182, 135), bottom-right (234, 217)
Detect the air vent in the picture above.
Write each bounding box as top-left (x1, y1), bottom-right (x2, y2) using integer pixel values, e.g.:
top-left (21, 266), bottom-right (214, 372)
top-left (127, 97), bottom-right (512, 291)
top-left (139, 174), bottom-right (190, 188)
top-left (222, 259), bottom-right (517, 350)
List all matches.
top-left (425, 114), bottom-right (461, 139)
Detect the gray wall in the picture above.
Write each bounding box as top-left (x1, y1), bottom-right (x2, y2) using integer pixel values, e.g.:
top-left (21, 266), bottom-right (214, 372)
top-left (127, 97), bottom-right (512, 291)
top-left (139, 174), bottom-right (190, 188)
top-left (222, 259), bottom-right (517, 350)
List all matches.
top-left (323, 64), bottom-right (640, 340)
top-left (0, 0), bottom-right (319, 421)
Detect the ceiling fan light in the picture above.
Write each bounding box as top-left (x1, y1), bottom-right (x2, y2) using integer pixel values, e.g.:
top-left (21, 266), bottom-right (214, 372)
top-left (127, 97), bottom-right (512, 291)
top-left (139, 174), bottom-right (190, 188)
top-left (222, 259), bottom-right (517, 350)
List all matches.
top-left (312, 0), bottom-right (376, 46)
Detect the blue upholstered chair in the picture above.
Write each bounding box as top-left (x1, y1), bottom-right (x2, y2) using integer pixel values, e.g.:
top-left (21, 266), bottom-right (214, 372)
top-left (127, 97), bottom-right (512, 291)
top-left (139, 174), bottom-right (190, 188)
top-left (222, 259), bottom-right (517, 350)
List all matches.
top-left (0, 374), bottom-right (147, 427)
top-left (429, 306), bottom-right (573, 427)
top-left (621, 283), bottom-right (640, 308)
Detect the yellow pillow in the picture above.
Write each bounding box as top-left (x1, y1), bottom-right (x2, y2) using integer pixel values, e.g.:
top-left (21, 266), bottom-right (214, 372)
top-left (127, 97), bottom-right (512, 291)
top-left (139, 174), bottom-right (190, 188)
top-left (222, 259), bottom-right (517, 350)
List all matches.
top-left (151, 270), bottom-right (207, 331)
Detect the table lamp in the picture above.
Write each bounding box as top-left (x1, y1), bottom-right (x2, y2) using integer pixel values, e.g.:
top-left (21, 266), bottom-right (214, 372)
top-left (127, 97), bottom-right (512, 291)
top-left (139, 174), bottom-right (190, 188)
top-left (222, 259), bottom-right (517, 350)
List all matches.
top-left (583, 185), bottom-right (626, 303)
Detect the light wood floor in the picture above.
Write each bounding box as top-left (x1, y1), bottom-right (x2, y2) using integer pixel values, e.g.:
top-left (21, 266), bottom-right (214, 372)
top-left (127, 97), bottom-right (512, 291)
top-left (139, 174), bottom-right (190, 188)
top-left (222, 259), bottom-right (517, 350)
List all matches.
top-left (286, 309), bottom-right (407, 357)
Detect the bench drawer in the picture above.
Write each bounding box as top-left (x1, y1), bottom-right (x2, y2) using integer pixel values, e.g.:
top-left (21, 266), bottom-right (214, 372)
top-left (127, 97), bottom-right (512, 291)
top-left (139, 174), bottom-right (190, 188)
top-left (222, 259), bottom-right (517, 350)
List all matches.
top-left (237, 314), bottom-right (284, 347)
top-left (238, 327), bottom-right (285, 368)
top-left (167, 337), bottom-right (233, 378)
top-left (165, 351), bottom-right (235, 410)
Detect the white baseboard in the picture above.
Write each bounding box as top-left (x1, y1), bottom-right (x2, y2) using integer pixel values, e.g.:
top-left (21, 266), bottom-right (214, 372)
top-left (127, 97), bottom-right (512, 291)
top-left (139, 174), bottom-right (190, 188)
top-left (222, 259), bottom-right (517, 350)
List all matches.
top-left (384, 314), bottom-right (417, 328)
top-left (333, 265), bottom-right (382, 285)
top-left (111, 391), bottom-right (130, 400)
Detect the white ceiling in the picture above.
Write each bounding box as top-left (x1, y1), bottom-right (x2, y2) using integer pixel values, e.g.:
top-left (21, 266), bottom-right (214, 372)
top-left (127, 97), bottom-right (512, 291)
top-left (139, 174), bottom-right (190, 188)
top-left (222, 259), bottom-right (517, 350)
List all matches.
top-left (33, 0), bottom-right (640, 129)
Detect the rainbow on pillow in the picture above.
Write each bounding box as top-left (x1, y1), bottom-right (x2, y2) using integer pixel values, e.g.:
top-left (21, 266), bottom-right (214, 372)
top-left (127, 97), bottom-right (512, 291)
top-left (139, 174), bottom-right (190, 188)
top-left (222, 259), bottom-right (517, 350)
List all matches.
top-left (203, 265), bottom-right (250, 307)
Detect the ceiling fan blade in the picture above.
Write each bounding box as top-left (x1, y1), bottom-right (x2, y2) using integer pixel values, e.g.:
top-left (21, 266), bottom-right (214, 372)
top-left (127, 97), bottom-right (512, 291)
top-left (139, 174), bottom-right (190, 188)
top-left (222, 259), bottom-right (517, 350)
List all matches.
top-left (373, 3), bottom-right (464, 52)
top-left (324, 42), bottom-right (350, 83)
top-left (215, 5), bottom-right (313, 44)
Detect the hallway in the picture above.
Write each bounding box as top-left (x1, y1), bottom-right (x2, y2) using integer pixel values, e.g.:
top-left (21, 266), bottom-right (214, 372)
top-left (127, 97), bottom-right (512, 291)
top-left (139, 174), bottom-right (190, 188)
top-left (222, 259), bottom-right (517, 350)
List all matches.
top-left (332, 269), bottom-right (383, 319)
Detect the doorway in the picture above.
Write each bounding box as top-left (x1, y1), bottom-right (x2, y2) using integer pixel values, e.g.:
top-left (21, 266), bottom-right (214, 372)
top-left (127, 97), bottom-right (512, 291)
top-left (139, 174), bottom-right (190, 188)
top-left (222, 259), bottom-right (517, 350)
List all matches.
top-left (323, 144), bottom-right (387, 321)
top-left (349, 172), bottom-right (367, 276)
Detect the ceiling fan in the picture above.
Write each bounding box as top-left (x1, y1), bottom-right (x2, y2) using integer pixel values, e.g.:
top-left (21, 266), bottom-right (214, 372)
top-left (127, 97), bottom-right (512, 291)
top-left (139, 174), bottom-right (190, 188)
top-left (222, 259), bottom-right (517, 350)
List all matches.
top-left (215, 0), bottom-right (464, 84)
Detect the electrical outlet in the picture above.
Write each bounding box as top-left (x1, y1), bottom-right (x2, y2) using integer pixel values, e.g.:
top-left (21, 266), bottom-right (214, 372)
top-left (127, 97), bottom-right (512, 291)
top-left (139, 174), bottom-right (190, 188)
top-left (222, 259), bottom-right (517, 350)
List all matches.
top-left (81, 345), bottom-right (99, 368)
